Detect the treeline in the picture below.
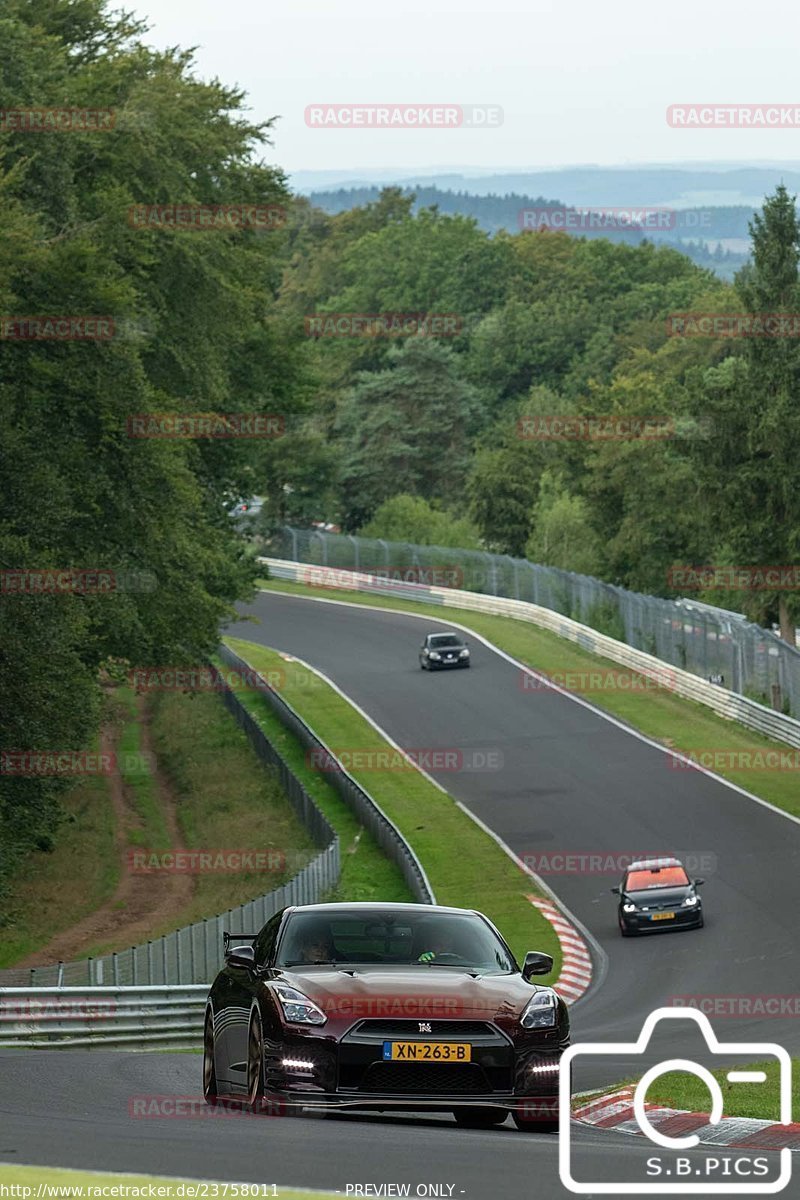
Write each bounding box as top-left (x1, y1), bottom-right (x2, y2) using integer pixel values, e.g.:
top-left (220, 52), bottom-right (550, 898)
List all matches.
top-left (0, 0), bottom-right (306, 904)
top-left (307, 186), bottom-right (752, 278)
top-left (269, 187), bottom-right (800, 644)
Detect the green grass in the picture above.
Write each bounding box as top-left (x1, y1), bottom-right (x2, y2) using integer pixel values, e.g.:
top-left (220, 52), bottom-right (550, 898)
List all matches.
top-left (256, 578), bottom-right (800, 820)
top-left (0, 736), bottom-right (119, 968)
top-left (579, 1059), bottom-right (800, 1122)
top-left (143, 688), bottom-right (319, 936)
top-left (116, 685), bottom-right (170, 850)
top-left (212, 654), bottom-right (414, 905)
top-left (0, 1164), bottom-right (337, 1198)
top-left (223, 638), bottom-right (562, 978)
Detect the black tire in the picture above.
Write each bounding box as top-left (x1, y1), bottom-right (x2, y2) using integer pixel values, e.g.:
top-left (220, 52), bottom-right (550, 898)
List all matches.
top-left (454, 1107), bottom-right (507, 1128)
top-left (619, 918), bottom-right (633, 937)
top-left (246, 1011), bottom-right (265, 1112)
top-left (696, 915), bottom-right (704, 929)
top-left (203, 1011), bottom-right (218, 1106)
top-left (513, 1112), bottom-right (559, 1133)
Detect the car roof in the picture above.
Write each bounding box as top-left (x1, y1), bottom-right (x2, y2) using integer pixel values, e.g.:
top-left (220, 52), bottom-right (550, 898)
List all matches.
top-left (284, 901), bottom-right (480, 917)
top-left (625, 857), bottom-right (683, 872)
top-left (426, 630), bottom-right (463, 638)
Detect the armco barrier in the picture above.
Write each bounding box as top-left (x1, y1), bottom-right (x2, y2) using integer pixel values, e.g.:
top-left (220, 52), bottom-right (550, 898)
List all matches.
top-left (0, 986), bottom-right (206, 1049)
top-left (217, 643), bottom-right (435, 904)
top-left (262, 558), bottom-right (800, 752)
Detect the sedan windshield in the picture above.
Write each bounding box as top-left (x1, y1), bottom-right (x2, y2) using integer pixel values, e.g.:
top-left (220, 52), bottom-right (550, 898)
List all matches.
top-left (429, 635), bottom-right (462, 648)
top-left (277, 911), bottom-right (515, 973)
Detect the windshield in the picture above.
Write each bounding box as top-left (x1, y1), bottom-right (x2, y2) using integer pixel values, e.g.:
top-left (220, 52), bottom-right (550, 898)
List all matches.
top-left (276, 910), bottom-right (515, 973)
top-left (626, 866), bottom-right (689, 891)
top-left (429, 634), bottom-right (462, 648)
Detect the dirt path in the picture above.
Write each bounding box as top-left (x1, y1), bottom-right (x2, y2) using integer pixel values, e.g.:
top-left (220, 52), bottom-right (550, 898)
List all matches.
top-left (20, 696), bottom-right (194, 967)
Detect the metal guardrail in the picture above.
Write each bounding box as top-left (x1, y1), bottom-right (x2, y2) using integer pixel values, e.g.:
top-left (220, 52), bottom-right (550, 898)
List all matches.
top-left (218, 644), bottom-right (436, 904)
top-left (0, 986), bottom-right (206, 1048)
top-left (267, 525), bottom-right (800, 720)
top-left (0, 671), bottom-right (341, 988)
top-left (262, 557), bottom-right (800, 752)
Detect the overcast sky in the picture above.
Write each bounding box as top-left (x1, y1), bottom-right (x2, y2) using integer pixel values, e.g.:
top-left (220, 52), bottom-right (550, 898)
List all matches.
top-left (132, 0), bottom-right (800, 178)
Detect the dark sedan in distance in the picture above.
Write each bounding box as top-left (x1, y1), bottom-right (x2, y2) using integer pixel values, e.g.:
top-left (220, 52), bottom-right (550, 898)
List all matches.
top-left (419, 631), bottom-right (471, 670)
top-left (204, 902), bottom-right (569, 1131)
top-left (613, 857), bottom-right (705, 936)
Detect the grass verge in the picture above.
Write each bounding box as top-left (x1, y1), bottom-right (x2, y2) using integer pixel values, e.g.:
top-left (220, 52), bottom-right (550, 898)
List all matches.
top-left (575, 1059), bottom-right (800, 1122)
top-left (0, 1165), bottom-right (336, 1198)
top-left (142, 687), bottom-right (319, 936)
top-left (211, 655), bottom-right (414, 905)
top-left (0, 736), bottom-right (118, 968)
top-left (256, 579), bottom-right (800, 821)
top-left (223, 637), bottom-right (562, 978)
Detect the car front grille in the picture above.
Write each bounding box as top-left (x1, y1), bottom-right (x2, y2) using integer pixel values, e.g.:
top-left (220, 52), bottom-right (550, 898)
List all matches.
top-left (359, 1062), bottom-right (490, 1095)
top-left (352, 1020), bottom-right (495, 1038)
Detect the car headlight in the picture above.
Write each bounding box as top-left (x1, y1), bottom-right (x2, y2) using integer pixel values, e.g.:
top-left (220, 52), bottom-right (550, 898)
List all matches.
top-left (459, 648), bottom-right (470, 657)
top-left (429, 651), bottom-right (441, 660)
top-left (682, 895), bottom-right (699, 907)
top-left (274, 984), bottom-right (327, 1025)
top-left (521, 987), bottom-right (557, 1030)
top-left (622, 902), bottom-right (637, 913)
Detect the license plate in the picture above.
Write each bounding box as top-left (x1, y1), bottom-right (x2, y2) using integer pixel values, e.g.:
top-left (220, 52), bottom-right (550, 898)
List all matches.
top-left (382, 1041), bottom-right (471, 1062)
top-left (651, 912), bottom-right (675, 921)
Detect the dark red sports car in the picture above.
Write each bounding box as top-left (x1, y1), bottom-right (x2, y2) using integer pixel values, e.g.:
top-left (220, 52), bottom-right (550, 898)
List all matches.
top-left (203, 901), bottom-right (570, 1131)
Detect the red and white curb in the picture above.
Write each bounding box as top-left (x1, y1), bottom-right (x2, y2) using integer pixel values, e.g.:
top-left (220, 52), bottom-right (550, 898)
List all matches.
top-left (528, 896), bottom-right (593, 1005)
top-left (574, 1086), bottom-right (800, 1151)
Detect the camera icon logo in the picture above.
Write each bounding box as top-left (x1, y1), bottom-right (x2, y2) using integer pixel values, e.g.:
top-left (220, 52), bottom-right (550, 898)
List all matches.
top-left (558, 1007), bottom-right (792, 1194)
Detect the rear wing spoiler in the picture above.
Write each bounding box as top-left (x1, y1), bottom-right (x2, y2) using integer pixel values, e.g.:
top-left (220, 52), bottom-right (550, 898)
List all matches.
top-left (223, 931), bottom-right (259, 956)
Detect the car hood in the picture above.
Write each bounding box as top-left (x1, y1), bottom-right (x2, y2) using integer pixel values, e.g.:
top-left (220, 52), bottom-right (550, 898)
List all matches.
top-left (626, 886), bottom-right (694, 906)
top-left (430, 645), bottom-right (464, 654)
top-left (274, 966), bottom-right (542, 1021)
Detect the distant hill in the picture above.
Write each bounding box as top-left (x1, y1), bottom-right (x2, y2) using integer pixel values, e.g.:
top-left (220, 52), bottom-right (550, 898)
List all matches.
top-left (306, 184), bottom-right (752, 279)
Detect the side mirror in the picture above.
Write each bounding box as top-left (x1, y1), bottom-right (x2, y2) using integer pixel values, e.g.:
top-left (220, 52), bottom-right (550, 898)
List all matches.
top-left (522, 951), bottom-right (553, 981)
top-left (611, 886), bottom-right (620, 894)
top-left (694, 878), bottom-right (705, 886)
top-left (226, 944), bottom-right (256, 971)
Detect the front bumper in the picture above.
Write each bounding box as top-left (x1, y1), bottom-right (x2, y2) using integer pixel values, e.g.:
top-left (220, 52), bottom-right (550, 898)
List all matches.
top-left (621, 906), bottom-right (702, 932)
top-left (265, 1021), bottom-right (565, 1109)
top-left (428, 657), bottom-right (469, 669)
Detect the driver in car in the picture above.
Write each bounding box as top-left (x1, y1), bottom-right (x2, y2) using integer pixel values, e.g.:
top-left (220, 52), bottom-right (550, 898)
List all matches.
top-left (416, 930), bottom-right (460, 963)
top-left (297, 924), bottom-right (336, 964)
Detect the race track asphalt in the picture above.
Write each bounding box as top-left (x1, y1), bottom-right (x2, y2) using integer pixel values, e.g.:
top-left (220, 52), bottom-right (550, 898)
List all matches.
top-left (3, 589), bottom-right (798, 1199)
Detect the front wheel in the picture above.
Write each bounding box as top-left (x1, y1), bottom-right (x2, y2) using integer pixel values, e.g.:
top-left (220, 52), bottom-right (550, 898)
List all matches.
top-left (246, 1011), bottom-right (265, 1112)
top-left (454, 1107), bottom-right (507, 1128)
top-left (202, 1012), bottom-right (218, 1106)
top-left (513, 1109), bottom-right (559, 1134)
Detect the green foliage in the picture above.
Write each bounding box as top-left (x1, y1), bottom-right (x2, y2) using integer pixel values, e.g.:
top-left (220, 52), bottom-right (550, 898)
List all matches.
top-left (359, 495), bottom-right (482, 549)
top-left (525, 470), bottom-right (604, 575)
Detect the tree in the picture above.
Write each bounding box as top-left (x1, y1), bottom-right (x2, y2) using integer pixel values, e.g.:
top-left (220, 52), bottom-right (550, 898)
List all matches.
top-left (336, 339), bottom-right (481, 529)
top-left (359, 495), bottom-right (482, 549)
top-left (688, 186), bottom-right (800, 641)
top-left (525, 471), bottom-right (604, 575)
